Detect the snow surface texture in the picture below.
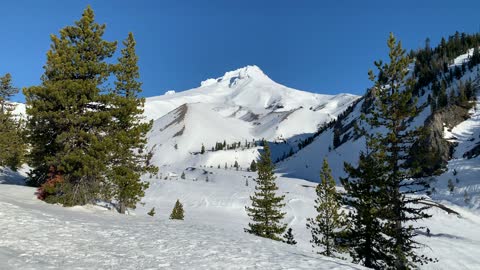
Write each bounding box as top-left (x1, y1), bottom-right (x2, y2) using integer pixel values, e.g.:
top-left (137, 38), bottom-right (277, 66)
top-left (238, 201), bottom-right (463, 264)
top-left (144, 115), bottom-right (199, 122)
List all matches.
top-left (0, 184), bottom-right (365, 270)
top-left (137, 164), bottom-right (480, 270)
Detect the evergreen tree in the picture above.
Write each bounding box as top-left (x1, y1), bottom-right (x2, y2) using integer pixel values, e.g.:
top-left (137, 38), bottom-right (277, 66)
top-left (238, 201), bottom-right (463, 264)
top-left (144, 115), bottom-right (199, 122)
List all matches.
top-left (438, 81), bottom-right (448, 108)
top-left (245, 141), bottom-right (286, 241)
top-left (365, 33), bottom-right (433, 268)
top-left (249, 160), bottom-right (257, 172)
top-left (147, 207), bottom-right (155, 217)
top-left (0, 73), bottom-right (18, 113)
top-left (108, 32), bottom-right (157, 214)
top-left (307, 159), bottom-right (344, 257)
top-left (170, 199), bottom-right (184, 220)
top-left (283, 228), bottom-right (297, 245)
top-left (201, 144), bottom-right (205, 154)
top-left (234, 160), bottom-right (239, 170)
top-left (24, 6), bottom-right (117, 206)
top-left (0, 73), bottom-right (25, 170)
top-left (333, 129), bottom-right (341, 148)
top-left (181, 171), bottom-right (186, 179)
top-left (341, 151), bottom-right (393, 269)
top-left (447, 179), bottom-right (455, 193)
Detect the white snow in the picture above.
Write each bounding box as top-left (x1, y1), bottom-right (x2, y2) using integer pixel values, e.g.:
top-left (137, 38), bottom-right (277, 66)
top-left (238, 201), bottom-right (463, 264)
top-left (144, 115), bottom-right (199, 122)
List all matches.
top-left (144, 66), bottom-right (358, 168)
top-left (452, 48), bottom-right (475, 67)
top-left (0, 184), bottom-right (364, 270)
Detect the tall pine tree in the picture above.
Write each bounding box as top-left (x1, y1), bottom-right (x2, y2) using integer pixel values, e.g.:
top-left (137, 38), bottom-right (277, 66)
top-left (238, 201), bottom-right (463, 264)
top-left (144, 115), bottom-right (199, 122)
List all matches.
top-left (0, 73), bottom-right (25, 170)
top-left (307, 158), bottom-right (344, 257)
top-left (365, 33), bottom-right (432, 269)
top-left (107, 32), bottom-right (157, 214)
top-left (245, 141), bottom-right (286, 241)
top-left (24, 6), bottom-right (117, 204)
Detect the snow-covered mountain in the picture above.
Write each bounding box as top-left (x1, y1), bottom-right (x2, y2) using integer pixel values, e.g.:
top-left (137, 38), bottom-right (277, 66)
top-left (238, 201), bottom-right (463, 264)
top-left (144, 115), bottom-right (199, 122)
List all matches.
top-left (144, 65), bottom-right (359, 166)
top-left (4, 52), bottom-right (480, 269)
top-left (277, 49), bottom-right (480, 211)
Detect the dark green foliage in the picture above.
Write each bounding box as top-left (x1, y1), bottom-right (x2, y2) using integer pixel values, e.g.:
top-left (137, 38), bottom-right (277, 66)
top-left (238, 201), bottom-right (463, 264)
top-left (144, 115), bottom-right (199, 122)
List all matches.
top-left (333, 129), bottom-right (341, 149)
top-left (283, 228), bottom-right (297, 245)
top-left (447, 179), bottom-right (455, 193)
top-left (249, 160), bottom-right (257, 172)
top-left (364, 33), bottom-right (433, 268)
top-left (23, 6), bottom-right (155, 209)
top-left (108, 32), bottom-right (157, 214)
top-left (0, 73), bottom-right (25, 171)
top-left (170, 199), bottom-right (184, 220)
top-left (147, 207), bottom-right (155, 217)
top-left (412, 31), bottom-right (480, 98)
top-left (201, 144), bottom-right (205, 154)
top-left (307, 159), bottom-right (344, 257)
top-left (0, 73), bottom-right (18, 113)
top-left (181, 171), bottom-right (186, 179)
top-left (24, 6), bottom-right (117, 203)
top-left (234, 160), bottom-right (239, 170)
top-left (341, 151), bottom-right (393, 269)
top-left (245, 141), bottom-right (286, 241)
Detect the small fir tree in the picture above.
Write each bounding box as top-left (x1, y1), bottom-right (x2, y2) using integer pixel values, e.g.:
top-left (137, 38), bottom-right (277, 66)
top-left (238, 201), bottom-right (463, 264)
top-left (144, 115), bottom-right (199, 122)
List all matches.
top-left (448, 179), bottom-right (455, 193)
top-left (245, 141), bottom-right (286, 241)
top-left (307, 158), bottom-right (344, 257)
top-left (147, 207), bottom-right (155, 217)
top-left (283, 228), bottom-right (297, 245)
top-left (170, 199), bottom-right (184, 220)
top-left (250, 160), bottom-right (257, 172)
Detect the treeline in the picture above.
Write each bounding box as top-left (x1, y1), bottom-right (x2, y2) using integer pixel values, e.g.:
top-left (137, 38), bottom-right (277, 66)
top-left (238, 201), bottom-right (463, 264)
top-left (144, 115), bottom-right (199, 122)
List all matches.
top-left (412, 32), bottom-right (480, 112)
top-left (273, 99), bottom-right (362, 164)
top-left (199, 139), bottom-right (259, 154)
top-left (0, 6), bottom-right (157, 214)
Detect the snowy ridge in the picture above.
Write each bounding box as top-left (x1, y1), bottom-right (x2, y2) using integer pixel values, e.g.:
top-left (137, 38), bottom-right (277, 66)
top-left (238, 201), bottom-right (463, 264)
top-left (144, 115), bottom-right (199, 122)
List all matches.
top-left (144, 66), bottom-right (359, 167)
top-left (144, 65), bottom-right (358, 121)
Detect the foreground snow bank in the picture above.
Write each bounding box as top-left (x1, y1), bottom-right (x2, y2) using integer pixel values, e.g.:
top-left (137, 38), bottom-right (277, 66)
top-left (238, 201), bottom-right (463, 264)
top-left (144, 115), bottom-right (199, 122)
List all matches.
top-left (0, 185), bottom-right (363, 270)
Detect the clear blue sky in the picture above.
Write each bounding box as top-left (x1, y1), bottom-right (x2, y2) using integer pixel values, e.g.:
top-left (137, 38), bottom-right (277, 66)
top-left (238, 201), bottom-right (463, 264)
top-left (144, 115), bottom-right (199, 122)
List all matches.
top-left (2, 0), bottom-right (480, 102)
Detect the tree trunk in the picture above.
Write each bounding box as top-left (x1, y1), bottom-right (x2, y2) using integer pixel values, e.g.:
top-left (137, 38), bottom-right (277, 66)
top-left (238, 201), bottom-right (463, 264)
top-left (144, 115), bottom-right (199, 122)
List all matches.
top-left (119, 201), bottom-right (126, 214)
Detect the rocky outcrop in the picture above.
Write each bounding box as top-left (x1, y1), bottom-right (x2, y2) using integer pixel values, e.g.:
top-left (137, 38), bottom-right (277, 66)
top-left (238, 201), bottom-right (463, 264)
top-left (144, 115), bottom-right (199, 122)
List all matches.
top-left (411, 104), bottom-right (471, 176)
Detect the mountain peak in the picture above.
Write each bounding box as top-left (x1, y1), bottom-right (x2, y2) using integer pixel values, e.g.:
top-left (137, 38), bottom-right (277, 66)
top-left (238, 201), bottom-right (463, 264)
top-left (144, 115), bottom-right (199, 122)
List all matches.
top-left (200, 65), bottom-right (272, 88)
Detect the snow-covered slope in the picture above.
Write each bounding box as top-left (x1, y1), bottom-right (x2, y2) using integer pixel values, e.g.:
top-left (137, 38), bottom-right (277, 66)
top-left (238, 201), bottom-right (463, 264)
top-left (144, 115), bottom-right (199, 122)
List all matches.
top-left (145, 65), bottom-right (359, 166)
top-left (0, 184), bottom-right (365, 270)
top-left (144, 66), bottom-right (357, 122)
top-left (134, 164), bottom-right (480, 270)
top-left (279, 50), bottom-right (480, 184)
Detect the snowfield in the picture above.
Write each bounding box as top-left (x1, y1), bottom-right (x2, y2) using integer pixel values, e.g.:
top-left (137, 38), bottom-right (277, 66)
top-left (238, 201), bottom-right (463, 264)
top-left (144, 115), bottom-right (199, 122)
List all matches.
top-left (3, 62), bottom-right (480, 269)
top-left (0, 184), bottom-right (364, 270)
top-left (2, 166), bottom-right (480, 269)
